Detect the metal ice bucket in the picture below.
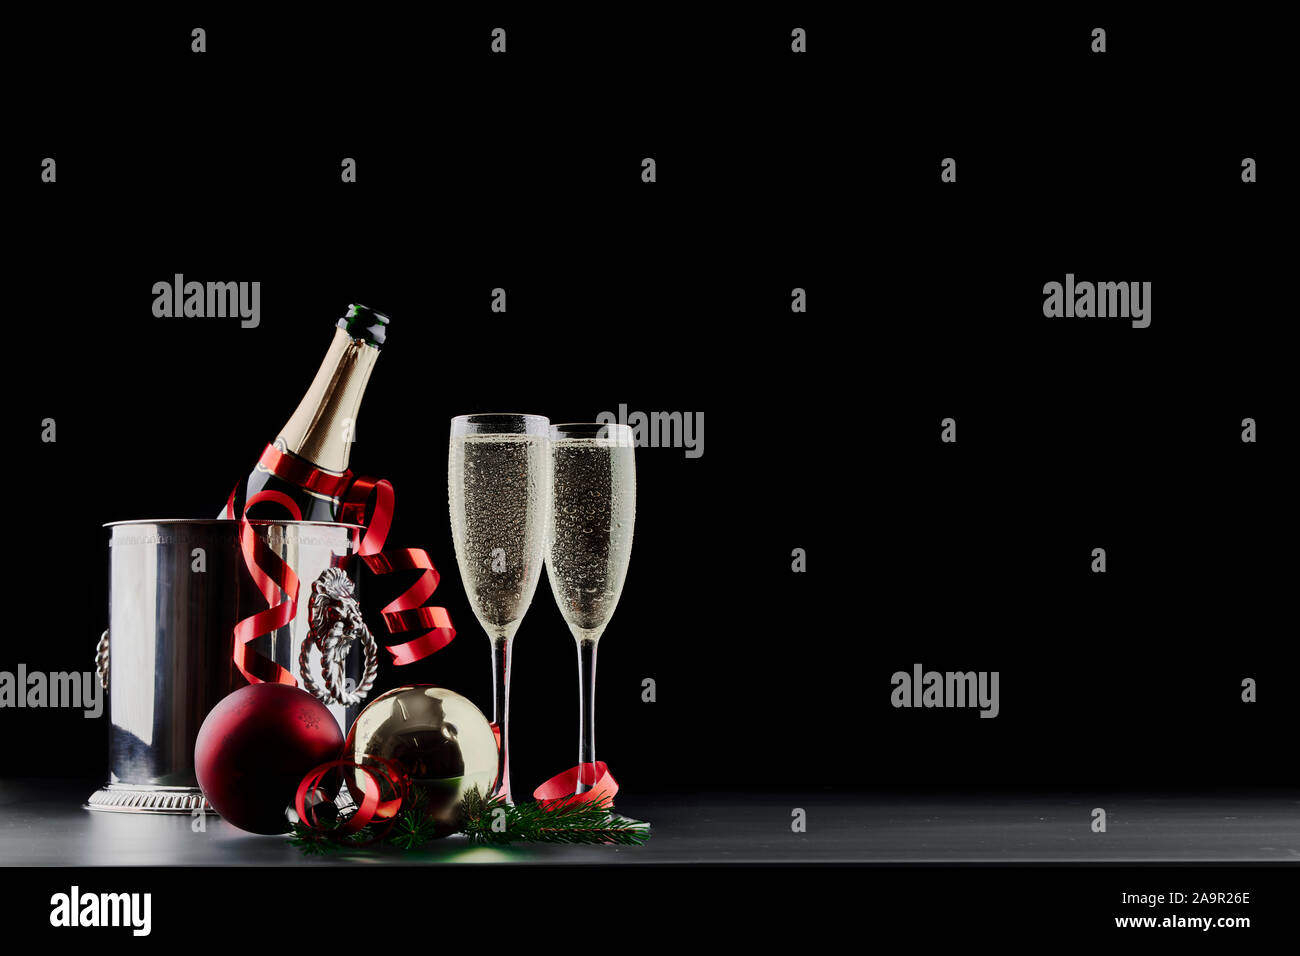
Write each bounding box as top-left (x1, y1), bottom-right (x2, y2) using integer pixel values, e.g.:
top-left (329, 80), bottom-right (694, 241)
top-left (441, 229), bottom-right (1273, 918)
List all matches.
top-left (86, 518), bottom-right (365, 814)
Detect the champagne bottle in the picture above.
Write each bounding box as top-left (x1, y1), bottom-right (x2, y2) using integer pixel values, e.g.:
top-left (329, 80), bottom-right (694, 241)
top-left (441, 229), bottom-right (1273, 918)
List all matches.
top-left (225, 303), bottom-right (388, 522)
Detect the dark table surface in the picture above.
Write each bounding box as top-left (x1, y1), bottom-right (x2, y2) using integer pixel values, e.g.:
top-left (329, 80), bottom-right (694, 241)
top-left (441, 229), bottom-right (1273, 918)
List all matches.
top-left (3, 780), bottom-right (1298, 865)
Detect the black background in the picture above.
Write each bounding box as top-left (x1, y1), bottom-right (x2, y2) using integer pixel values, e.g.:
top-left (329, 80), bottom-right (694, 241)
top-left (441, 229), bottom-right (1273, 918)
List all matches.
top-left (3, 7), bottom-right (1292, 805)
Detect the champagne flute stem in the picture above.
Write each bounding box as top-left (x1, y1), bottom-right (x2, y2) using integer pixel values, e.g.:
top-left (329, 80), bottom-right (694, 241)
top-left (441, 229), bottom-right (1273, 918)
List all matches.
top-left (575, 637), bottom-right (598, 794)
top-left (491, 634), bottom-right (513, 803)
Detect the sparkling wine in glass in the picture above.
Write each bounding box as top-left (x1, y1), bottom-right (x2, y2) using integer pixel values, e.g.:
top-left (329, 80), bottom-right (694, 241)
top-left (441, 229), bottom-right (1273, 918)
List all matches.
top-left (544, 423), bottom-right (636, 796)
top-left (449, 413), bottom-right (550, 802)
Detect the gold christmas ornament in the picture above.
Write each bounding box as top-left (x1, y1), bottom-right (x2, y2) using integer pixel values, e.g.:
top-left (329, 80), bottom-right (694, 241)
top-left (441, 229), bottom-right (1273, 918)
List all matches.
top-left (344, 685), bottom-right (498, 838)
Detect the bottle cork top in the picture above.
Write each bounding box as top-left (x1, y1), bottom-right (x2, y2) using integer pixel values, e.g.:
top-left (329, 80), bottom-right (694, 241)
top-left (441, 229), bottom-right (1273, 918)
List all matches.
top-left (338, 303), bottom-right (389, 348)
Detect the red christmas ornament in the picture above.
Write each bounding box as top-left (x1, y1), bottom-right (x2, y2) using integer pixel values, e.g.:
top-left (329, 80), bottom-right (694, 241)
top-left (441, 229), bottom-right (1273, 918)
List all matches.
top-left (195, 683), bottom-right (344, 834)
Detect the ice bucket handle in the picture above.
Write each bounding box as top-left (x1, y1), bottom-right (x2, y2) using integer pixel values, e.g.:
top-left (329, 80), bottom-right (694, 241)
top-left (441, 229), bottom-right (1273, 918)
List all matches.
top-left (95, 628), bottom-right (110, 689)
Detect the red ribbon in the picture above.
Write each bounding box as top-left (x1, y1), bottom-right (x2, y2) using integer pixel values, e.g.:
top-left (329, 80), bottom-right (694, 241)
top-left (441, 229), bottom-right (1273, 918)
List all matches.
top-left (533, 762), bottom-right (619, 808)
top-left (226, 445), bottom-right (455, 686)
top-left (343, 478), bottom-right (456, 665)
top-left (295, 756), bottom-right (408, 840)
top-left (255, 444), bottom-right (353, 499)
top-left (226, 487), bottom-right (303, 685)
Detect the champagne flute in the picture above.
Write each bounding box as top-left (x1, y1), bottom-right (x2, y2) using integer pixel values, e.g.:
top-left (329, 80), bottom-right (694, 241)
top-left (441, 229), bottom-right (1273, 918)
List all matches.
top-left (449, 413), bottom-right (550, 802)
top-left (544, 423), bottom-right (636, 797)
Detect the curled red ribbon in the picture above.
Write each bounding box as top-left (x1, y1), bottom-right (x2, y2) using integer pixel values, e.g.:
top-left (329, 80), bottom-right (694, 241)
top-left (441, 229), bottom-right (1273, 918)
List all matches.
top-left (343, 477), bottom-right (456, 665)
top-left (226, 445), bottom-right (455, 686)
top-left (533, 762), bottom-right (619, 808)
top-left (295, 756), bottom-right (408, 841)
top-left (228, 488), bottom-right (302, 685)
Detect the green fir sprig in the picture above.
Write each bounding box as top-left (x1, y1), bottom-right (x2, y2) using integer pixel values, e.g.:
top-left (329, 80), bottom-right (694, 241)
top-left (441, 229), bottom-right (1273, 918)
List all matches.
top-left (285, 785), bottom-right (649, 854)
top-left (388, 786), bottom-right (442, 849)
top-left (287, 823), bottom-right (347, 855)
top-left (286, 816), bottom-right (375, 854)
top-left (458, 789), bottom-right (649, 847)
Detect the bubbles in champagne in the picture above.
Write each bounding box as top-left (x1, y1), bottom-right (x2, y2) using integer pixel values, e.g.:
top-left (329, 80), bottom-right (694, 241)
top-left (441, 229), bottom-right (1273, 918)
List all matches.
top-left (545, 439), bottom-right (636, 639)
top-left (448, 434), bottom-right (547, 638)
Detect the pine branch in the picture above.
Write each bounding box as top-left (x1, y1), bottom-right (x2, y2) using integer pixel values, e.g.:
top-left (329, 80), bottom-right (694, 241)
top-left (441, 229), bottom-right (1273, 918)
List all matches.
top-left (460, 792), bottom-right (650, 847)
top-left (286, 784), bottom-right (649, 854)
top-left (286, 821), bottom-right (347, 855)
top-left (389, 807), bottom-right (442, 849)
